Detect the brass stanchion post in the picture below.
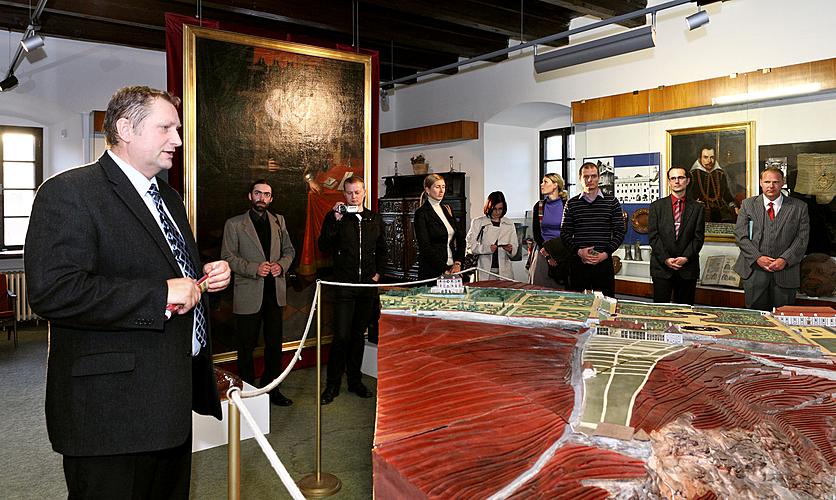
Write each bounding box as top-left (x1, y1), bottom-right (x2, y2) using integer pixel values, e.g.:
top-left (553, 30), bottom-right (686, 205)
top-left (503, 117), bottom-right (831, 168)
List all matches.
top-left (298, 281), bottom-right (341, 497)
top-left (228, 399), bottom-right (241, 500)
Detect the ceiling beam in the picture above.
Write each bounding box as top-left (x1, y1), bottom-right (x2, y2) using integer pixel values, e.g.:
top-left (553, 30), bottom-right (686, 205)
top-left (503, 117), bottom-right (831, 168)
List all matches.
top-left (535, 0), bottom-right (646, 28)
top-left (359, 0), bottom-right (572, 41)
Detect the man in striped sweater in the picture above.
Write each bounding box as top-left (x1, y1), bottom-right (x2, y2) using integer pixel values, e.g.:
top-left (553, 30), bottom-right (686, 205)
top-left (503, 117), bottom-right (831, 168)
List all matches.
top-left (560, 162), bottom-right (626, 297)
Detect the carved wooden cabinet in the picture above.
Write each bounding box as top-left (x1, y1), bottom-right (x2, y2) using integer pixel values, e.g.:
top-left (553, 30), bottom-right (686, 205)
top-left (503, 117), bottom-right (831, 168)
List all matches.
top-left (379, 172), bottom-right (467, 281)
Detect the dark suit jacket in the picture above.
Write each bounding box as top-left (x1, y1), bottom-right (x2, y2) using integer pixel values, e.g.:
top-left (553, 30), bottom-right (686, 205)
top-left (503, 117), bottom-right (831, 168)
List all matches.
top-left (413, 201), bottom-right (465, 279)
top-left (221, 211), bottom-right (295, 314)
top-left (648, 195), bottom-right (705, 280)
top-left (733, 194), bottom-right (809, 288)
top-left (24, 152), bottom-right (221, 457)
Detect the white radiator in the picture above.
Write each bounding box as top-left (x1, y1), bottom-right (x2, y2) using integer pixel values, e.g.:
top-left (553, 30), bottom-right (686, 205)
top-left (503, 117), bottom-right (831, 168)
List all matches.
top-left (3, 271), bottom-right (36, 321)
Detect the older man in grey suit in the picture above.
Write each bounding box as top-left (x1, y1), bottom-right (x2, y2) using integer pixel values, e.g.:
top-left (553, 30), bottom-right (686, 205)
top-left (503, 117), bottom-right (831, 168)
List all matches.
top-left (734, 167), bottom-right (809, 310)
top-left (222, 179), bottom-right (295, 406)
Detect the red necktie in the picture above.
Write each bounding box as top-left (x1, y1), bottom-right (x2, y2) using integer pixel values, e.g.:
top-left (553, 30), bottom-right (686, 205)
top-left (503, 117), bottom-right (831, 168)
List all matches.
top-left (767, 202), bottom-right (775, 221)
top-left (674, 198), bottom-right (683, 238)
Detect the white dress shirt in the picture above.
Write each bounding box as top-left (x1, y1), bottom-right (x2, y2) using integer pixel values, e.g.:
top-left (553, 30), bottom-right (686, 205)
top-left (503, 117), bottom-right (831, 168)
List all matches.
top-left (108, 150), bottom-right (201, 355)
top-left (428, 197), bottom-right (455, 266)
top-left (763, 194), bottom-right (783, 217)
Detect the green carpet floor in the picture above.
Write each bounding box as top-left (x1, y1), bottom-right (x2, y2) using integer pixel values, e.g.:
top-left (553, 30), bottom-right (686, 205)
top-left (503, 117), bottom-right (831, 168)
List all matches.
top-left (0, 324), bottom-right (376, 499)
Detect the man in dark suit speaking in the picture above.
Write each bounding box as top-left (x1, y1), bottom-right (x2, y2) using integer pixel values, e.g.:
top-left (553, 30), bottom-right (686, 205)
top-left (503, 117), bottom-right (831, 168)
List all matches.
top-left (25, 86), bottom-right (231, 498)
top-left (648, 166), bottom-right (705, 304)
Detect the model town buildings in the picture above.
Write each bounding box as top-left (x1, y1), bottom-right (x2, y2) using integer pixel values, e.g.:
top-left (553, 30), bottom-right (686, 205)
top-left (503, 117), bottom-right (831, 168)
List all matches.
top-left (772, 305), bottom-right (836, 327)
top-left (594, 319), bottom-right (684, 344)
top-left (428, 275), bottom-right (465, 295)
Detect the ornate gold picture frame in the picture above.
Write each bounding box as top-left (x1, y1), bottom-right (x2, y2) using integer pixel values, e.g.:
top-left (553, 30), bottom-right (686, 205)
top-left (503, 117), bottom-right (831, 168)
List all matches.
top-left (666, 122), bottom-right (754, 242)
top-left (182, 25), bottom-right (372, 361)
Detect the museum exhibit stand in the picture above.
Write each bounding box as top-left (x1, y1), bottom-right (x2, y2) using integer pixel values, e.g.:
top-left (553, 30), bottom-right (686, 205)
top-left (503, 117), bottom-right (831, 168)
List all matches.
top-left (378, 172), bottom-right (467, 281)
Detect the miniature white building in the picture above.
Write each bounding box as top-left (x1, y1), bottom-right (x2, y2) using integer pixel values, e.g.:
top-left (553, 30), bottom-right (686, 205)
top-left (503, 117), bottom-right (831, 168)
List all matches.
top-left (772, 306), bottom-right (836, 327)
top-left (595, 320), bottom-right (683, 344)
top-left (429, 275), bottom-right (465, 295)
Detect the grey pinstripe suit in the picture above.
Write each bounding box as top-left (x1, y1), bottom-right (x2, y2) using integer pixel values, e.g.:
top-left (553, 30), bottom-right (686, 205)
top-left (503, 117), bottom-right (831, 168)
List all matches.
top-left (734, 194), bottom-right (809, 310)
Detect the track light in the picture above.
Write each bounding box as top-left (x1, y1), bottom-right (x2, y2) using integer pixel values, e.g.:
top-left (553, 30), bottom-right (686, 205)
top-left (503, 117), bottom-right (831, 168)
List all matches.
top-left (0, 75), bottom-right (19, 91)
top-left (380, 88), bottom-right (390, 112)
top-left (534, 25), bottom-right (656, 74)
top-left (20, 33), bottom-right (45, 53)
top-left (686, 10), bottom-right (710, 30)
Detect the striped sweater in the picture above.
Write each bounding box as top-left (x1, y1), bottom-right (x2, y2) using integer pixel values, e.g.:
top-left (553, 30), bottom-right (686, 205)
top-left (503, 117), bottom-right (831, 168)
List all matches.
top-left (560, 192), bottom-right (625, 256)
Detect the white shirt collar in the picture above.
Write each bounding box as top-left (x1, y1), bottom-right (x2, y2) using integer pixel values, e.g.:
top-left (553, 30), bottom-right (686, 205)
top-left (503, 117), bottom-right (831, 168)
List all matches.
top-left (428, 196), bottom-right (442, 207)
top-left (581, 189), bottom-right (603, 203)
top-left (690, 159), bottom-right (724, 173)
top-left (107, 149), bottom-right (155, 198)
top-left (763, 193), bottom-right (783, 210)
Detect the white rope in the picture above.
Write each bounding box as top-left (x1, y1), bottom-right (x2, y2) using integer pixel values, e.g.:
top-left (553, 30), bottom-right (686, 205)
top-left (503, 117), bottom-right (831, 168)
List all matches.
top-left (224, 266), bottom-right (519, 498)
top-left (229, 389), bottom-right (306, 500)
top-left (231, 283), bottom-right (319, 399)
top-left (317, 265), bottom-right (517, 288)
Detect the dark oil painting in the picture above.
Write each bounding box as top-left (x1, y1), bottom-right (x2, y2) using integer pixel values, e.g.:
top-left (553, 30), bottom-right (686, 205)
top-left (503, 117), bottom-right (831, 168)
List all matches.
top-left (184, 27), bottom-right (371, 358)
top-left (667, 122), bottom-right (753, 242)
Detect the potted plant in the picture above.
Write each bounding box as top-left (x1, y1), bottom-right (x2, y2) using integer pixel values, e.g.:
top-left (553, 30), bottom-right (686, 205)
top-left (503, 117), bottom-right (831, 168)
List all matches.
top-left (410, 154), bottom-right (429, 175)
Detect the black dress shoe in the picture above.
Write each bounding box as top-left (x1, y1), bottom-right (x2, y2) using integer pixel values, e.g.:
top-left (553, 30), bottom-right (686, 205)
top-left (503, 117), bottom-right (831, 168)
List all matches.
top-left (270, 391), bottom-right (293, 407)
top-left (347, 382), bottom-right (373, 398)
top-left (321, 386), bottom-right (340, 405)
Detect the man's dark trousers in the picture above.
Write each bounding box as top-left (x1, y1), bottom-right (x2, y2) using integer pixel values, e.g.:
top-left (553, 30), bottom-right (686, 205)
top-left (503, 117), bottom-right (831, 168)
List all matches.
top-left (327, 287), bottom-right (374, 389)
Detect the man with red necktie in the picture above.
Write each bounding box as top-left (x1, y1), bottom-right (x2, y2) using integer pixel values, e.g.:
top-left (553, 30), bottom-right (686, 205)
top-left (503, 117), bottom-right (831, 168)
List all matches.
top-left (648, 166), bottom-right (705, 304)
top-left (734, 167), bottom-right (810, 310)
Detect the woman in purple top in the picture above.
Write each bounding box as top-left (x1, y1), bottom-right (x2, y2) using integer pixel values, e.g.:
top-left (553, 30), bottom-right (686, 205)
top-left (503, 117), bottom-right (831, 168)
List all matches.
top-left (528, 173), bottom-right (570, 288)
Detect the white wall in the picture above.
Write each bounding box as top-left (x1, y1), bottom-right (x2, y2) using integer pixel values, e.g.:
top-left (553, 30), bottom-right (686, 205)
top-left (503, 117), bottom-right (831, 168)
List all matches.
top-left (0, 33), bottom-right (166, 178)
top-left (383, 0), bottom-right (836, 183)
top-left (483, 124), bottom-right (538, 219)
top-left (3, 1), bottom-right (834, 270)
top-left (381, 0), bottom-right (836, 278)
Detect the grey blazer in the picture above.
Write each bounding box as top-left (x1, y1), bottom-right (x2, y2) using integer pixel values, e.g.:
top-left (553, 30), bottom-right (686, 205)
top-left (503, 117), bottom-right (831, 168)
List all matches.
top-left (733, 194), bottom-right (809, 288)
top-left (221, 211), bottom-right (295, 314)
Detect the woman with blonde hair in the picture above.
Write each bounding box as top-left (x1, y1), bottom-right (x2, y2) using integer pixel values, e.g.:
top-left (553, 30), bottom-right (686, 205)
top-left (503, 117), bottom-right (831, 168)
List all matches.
top-left (466, 191), bottom-right (517, 280)
top-left (528, 173), bottom-right (570, 288)
top-left (413, 174), bottom-right (465, 279)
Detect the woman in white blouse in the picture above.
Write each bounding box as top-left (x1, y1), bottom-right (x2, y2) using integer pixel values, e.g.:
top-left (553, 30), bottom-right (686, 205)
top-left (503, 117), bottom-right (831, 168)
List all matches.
top-left (465, 191), bottom-right (517, 280)
top-left (413, 174), bottom-right (465, 279)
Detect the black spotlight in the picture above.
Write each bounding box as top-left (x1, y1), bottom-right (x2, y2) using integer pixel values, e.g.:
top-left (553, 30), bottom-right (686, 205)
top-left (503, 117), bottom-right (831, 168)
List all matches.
top-left (0, 75), bottom-right (19, 91)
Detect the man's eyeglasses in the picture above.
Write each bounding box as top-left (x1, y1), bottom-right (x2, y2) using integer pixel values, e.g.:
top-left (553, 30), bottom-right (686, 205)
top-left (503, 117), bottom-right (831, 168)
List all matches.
top-left (668, 176), bottom-right (687, 181)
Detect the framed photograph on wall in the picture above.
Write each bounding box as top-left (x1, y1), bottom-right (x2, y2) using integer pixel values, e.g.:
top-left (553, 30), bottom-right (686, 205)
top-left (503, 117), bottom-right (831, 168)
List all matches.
top-left (182, 26), bottom-right (372, 360)
top-left (667, 122), bottom-right (754, 242)
top-left (759, 139), bottom-right (836, 255)
top-left (582, 153), bottom-right (661, 245)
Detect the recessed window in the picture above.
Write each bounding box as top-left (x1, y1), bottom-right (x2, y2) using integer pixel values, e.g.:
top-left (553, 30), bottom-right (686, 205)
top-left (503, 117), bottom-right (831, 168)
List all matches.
top-left (1, 126), bottom-right (43, 250)
top-left (539, 127), bottom-right (575, 190)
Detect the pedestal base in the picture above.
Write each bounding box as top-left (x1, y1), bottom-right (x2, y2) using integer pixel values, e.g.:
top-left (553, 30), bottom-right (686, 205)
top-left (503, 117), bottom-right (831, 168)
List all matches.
top-left (297, 472), bottom-right (341, 498)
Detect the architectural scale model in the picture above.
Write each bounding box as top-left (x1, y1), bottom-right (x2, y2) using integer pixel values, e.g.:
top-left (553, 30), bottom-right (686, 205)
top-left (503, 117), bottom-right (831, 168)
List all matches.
top-left (375, 280), bottom-right (835, 498)
top-left (773, 305), bottom-right (836, 327)
top-left (593, 319), bottom-right (683, 344)
top-left (428, 275), bottom-right (465, 295)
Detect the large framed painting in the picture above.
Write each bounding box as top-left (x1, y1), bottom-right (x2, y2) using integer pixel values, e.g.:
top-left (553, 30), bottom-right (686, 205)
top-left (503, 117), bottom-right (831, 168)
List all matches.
top-left (182, 26), bottom-right (372, 361)
top-left (759, 139), bottom-right (836, 255)
top-left (667, 122), bottom-right (754, 242)
top-left (582, 152), bottom-right (661, 245)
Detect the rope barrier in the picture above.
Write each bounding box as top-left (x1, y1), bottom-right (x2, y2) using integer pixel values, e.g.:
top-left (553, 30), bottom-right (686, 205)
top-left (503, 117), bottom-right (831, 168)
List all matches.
top-left (228, 389), bottom-right (307, 500)
top-left (232, 265), bottom-right (505, 400)
top-left (230, 284), bottom-right (320, 400)
top-left (225, 264), bottom-right (521, 497)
